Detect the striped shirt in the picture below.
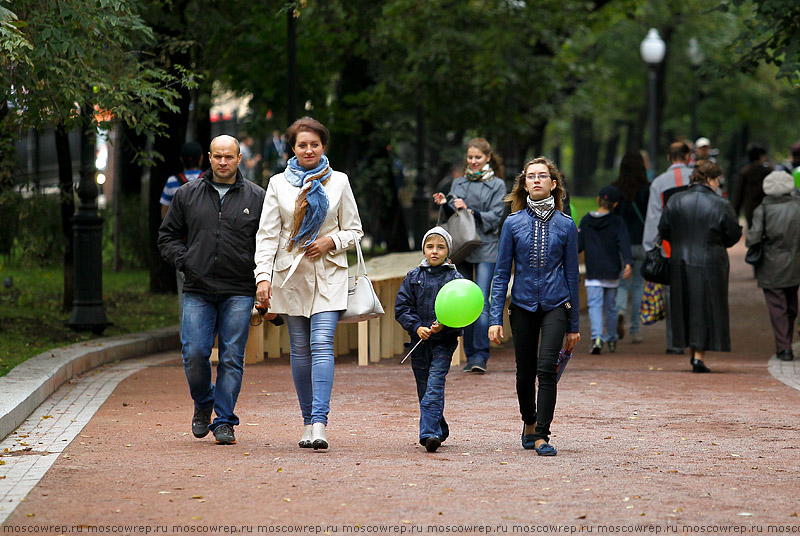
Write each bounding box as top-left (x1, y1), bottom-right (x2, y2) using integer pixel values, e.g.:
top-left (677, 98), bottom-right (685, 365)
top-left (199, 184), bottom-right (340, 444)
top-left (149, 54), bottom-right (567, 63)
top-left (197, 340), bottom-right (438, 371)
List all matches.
top-left (159, 170), bottom-right (203, 207)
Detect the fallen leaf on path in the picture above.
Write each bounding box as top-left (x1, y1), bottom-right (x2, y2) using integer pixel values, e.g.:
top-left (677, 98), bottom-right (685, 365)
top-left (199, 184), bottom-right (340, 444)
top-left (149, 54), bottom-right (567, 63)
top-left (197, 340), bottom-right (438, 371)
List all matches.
top-left (191, 495), bottom-right (203, 500)
top-left (158, 491), bottom-right (170, 495)
top-left (41, 415), bottom-right (52, 419)
top-left (737, 513), bottom-right (754, 517)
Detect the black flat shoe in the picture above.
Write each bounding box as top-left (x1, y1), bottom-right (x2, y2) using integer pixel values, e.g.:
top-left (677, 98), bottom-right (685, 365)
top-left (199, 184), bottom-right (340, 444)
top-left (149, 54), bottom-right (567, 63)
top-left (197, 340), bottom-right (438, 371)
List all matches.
top-left (690, 358), bottom-right (710, 373)
top-left (777, 349), bottom-right (794, 362)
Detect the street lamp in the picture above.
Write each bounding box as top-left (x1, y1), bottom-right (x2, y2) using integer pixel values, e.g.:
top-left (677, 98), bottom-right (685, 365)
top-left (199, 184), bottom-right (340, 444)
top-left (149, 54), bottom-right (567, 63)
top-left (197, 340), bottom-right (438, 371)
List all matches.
top-left (640, 28), bottom-right (666, 169)
top-left (687, 38), bottom-right (704, 141)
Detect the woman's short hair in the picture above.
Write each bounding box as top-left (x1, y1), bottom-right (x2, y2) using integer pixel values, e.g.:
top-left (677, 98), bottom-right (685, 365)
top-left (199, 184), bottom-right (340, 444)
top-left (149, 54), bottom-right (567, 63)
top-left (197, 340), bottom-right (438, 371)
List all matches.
top-left (505, 156), bottom-right (564, 213)
top-left (690, 160), bottom-right (723, 185)
top-left (286, 116), bottom-right (330, 148)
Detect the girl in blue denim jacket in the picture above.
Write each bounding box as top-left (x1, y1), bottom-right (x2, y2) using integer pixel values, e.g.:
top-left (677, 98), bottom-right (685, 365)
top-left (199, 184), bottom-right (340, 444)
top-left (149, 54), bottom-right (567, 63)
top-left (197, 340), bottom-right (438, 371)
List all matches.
top-left (395, 227), bottom-right (463, 453)
top-left (489, 157), bottom-right (581, 457)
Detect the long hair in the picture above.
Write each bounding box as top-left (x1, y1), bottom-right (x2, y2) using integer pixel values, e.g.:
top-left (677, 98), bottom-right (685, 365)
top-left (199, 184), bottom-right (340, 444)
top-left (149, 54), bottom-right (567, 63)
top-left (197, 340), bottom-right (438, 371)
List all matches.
top-left (466, 138), bottom-right (504, 179)
top-left (613, 150), bottom-right (649, 201)
top-left (505, 156), bottom-right (564, 213)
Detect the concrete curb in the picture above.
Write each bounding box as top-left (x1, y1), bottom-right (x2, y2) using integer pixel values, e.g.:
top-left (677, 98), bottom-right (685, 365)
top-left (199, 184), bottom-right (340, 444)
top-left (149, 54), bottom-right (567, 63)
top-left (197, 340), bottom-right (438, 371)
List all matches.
top-left (0, 325), bottom-right (180, 441)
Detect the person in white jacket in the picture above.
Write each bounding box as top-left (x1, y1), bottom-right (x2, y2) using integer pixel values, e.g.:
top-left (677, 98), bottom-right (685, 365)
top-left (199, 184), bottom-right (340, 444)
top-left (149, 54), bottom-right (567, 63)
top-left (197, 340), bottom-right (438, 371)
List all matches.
top-left (255, 117), bottom-right (363, 451)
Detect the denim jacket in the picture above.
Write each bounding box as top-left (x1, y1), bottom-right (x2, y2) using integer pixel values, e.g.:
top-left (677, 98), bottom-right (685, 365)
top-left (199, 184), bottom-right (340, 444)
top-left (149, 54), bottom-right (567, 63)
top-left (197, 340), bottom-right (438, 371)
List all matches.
top-left (489, 208), bottom-right (580, 333)
top-left (395, 263), bottom-right (463, 343)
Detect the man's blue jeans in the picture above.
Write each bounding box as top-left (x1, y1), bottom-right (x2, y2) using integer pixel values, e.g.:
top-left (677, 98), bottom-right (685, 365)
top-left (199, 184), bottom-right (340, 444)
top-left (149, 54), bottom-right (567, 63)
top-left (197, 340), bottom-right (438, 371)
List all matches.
top-left (586, 286), bottom-right (619, 342)
top-left (411, 339), bottom-right (457, 442)
top-left (181, 293), bottom-right (254, 431)
top-left (286, 311), bottom-right (339, 426)
top-left (457, 261), bottom-right (495, 367)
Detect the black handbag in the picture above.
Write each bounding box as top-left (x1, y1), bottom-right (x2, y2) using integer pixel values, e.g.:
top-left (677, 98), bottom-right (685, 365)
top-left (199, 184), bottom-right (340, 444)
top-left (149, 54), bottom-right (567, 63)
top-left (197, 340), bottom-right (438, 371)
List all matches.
top-left (745, 206), bottom-right (767, 266)
top-left (641, 246), bottom-right (670, 285)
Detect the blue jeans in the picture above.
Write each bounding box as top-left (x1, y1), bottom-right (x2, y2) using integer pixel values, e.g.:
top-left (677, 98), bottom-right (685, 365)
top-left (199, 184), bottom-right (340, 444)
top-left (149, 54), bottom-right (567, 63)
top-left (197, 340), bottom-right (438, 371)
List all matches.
top-left (286, 311), bottom-right (339, 425)
top-left (586, 286), bottom-right (619, 342)
top-left (615, 245), bottom-right (645, 335)
top-left (411, 339), bottom-right (457, 442)
top-left (181, 293), bottom-right (254, 431)
top-left (457, 261), bottom-right (494, 366)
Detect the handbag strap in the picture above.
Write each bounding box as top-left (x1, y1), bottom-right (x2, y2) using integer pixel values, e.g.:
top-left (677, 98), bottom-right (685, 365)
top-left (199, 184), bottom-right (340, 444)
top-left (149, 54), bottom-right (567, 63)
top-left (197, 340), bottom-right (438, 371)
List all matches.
top-left (351, 230), bottom-right (367, 276)
top-left (631, 201), bottom-right (645, 225)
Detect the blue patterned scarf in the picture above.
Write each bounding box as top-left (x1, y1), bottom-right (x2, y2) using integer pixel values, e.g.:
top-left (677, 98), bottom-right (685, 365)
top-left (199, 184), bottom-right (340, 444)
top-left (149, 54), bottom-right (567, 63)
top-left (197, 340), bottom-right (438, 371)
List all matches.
top-left (284, 154), bottom-right (332, 250)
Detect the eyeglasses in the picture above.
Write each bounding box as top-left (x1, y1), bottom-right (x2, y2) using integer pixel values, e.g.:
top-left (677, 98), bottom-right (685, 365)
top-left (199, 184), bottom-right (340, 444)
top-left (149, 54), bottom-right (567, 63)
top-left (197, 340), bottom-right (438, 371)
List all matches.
top-left (525, 173), bottom-right (551, 180)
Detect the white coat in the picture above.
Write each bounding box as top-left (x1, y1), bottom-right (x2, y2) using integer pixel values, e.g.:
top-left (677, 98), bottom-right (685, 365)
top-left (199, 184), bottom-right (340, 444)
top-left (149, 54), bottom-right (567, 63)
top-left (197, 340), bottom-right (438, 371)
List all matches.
top-left (254, 170), bottom-right (363, 317)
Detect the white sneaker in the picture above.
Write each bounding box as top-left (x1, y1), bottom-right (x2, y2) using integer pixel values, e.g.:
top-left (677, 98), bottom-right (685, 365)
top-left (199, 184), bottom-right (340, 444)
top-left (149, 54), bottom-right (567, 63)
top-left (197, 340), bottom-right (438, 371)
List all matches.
top-left (631, 333), bottom-right (643, 344)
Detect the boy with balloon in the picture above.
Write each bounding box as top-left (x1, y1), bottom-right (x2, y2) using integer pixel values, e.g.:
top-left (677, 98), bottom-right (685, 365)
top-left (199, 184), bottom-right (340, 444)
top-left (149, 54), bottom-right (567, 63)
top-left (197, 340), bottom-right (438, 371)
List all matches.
top-left (395, 227), bottom-right (484, 452)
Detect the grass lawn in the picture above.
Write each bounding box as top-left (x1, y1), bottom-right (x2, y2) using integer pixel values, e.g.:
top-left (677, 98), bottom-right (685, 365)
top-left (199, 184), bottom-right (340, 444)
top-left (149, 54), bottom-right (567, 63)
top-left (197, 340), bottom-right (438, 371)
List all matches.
top-left (0, 266), bottom-right (178, 378)
top-left (569, 195), bottom-right (595, 223)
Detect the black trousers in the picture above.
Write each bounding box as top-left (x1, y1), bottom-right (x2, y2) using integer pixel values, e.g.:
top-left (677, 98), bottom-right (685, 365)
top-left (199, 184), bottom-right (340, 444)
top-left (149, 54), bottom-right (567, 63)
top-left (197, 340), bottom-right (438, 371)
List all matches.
top-left (509, 304), bottom-right (568, 442)
top-left (763, 286), bottom-right (799, 353)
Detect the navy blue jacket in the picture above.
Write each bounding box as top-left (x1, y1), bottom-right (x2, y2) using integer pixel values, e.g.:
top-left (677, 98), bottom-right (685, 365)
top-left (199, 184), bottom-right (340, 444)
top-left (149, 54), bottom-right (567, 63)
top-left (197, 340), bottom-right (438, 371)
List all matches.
top-left (395, 263), bottom-right (463, 343)
top-left (490, 209), bottom-right (580, 333)
top-left (577, 212), bottom-right (632, 280)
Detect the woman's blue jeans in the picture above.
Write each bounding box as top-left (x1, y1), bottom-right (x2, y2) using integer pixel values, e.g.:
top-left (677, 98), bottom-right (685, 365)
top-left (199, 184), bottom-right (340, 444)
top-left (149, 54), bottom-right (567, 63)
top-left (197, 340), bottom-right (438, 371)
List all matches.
top-left (586, 286), bottom-right (619, 342)
top-left (457, 261), bottom-right (495, 367)
top-left (181, 293), bottom-right (254, 431)
top-left (411, 339), bottom-right (457, 443)
top-left (286, 311), bottom-right (339, 425)
top-left (615, 244), bottom-right (645, 335)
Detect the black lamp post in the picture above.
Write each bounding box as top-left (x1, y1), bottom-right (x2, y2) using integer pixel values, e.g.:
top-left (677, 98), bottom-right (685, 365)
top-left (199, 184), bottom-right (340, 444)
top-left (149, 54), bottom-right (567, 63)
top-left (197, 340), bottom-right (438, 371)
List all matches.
top-left (688, 38), bottom-right (704, 141)
top-left (66, 112), bottom-right (111, 335)
top-left (412, 104), bottom-right (428, 250)
top-left (640, 28), bottom-right (666, 167)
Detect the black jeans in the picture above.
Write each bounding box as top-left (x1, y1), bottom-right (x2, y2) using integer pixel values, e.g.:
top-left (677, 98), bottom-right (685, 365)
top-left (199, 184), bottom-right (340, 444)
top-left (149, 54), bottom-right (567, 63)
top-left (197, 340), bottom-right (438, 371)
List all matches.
top-left (509, 303), bottom-right (568, 442)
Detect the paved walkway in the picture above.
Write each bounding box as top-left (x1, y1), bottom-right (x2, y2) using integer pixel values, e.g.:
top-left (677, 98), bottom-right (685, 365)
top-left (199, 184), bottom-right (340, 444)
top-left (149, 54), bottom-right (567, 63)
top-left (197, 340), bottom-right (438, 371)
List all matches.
top-left (1, 242), bottom-right (799, 533)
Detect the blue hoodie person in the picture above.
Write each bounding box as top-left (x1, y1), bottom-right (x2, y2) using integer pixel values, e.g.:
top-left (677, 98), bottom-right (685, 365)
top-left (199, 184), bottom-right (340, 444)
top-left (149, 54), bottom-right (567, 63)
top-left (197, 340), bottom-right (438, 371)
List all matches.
top-left (395, 227), bottom-right (463, 452)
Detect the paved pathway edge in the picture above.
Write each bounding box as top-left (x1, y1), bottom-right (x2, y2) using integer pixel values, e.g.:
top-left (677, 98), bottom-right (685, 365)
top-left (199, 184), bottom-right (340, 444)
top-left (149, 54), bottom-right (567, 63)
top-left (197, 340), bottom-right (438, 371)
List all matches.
top-left (0, 325), bottom-right (180, 441)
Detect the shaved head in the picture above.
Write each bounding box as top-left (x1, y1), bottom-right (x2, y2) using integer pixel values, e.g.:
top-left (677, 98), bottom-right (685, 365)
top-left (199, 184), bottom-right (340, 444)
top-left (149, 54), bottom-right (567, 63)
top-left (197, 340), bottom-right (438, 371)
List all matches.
top-left (208, 135), bottom-right (242, 184)
top-left (210, 135), bottom-right (241, 156)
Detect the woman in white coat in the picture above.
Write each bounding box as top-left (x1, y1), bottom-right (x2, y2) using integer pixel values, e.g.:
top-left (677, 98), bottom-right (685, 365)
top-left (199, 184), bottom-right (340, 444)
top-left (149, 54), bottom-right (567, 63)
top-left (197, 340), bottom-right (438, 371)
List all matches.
top-left (255, 117), bottom-right (363, 450)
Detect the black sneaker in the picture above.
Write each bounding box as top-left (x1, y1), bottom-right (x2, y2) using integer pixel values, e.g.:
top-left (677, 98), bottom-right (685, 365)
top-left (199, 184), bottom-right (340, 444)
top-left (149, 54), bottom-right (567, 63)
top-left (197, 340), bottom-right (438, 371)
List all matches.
top-left (191, 406), bottom-right (213, 438)
top-left (590, 337), bottom-right (603, 355)
top-left (213, 424), bottom-right (236, 444)
top-left (425, 436), bottom-right (441, 453)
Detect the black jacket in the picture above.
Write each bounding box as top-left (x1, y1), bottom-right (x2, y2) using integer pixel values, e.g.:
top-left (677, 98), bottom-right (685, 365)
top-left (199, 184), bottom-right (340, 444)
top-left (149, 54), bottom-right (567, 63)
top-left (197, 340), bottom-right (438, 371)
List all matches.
top-left (158, 170), bottom-right (266, 296)
top-left (395, 263), bottom-right (463, 343)
top-left (659, 184), bottom-right (742, 351)
top-left (577, 212), bottom-right (632, 280)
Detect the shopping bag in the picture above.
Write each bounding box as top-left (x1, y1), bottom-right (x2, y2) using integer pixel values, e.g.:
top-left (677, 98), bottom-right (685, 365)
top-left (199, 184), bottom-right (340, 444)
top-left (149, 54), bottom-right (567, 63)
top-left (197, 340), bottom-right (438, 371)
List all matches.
top-left (639, 281), bottom-right (666, 325)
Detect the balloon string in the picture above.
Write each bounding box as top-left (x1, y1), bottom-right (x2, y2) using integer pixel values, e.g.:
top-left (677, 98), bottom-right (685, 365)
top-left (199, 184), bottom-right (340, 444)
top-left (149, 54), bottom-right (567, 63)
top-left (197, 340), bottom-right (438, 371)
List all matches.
top-left (400, 338), bottom-right (424, 364)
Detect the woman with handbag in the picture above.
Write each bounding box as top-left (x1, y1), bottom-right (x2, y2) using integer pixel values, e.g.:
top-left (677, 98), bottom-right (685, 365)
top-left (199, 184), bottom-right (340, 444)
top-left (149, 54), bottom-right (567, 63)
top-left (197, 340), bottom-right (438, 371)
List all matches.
top-left (745, 170), bottom-right (800, 362)
top-left (612, 150), bottom-right (651, 343)
top-left (488, 157), bottom-right (581, 456)
top-left (432, 138), bottom-right (507, 373)
top-left (658, 161), bottom-right (742, 373)
top-left (255, 117), bottom-right (363, 450)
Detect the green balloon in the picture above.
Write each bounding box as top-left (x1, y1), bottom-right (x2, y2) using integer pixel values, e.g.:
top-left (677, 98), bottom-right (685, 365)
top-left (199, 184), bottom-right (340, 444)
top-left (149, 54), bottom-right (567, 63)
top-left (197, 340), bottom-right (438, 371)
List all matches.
top-left (434, 279), bottom-right (485, 328)
top-left (793, 167), bottom-right (800, 189)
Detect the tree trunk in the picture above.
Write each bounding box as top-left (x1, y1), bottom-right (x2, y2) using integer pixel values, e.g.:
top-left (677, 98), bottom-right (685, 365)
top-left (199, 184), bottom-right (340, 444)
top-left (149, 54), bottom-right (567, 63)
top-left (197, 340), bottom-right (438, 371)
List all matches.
top-left (55, 124), bottom-right (75, 312)
top-left (148, 88), bottom-right (191, 293)
top-left (571, 116), bottom-right (600, 196)
top-left (603, 123), bottom-right (622, 170)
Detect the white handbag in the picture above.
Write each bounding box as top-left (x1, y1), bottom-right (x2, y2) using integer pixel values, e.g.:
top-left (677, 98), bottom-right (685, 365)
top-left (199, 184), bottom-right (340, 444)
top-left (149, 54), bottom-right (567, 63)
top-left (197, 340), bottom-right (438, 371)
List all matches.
top-left (338, 233), bottom-right (385, 323)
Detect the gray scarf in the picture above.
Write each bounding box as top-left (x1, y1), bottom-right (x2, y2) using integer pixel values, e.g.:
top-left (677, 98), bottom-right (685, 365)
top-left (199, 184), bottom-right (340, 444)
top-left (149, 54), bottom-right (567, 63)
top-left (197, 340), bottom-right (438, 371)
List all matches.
top-left (527, 195), bottom-right (555, 222)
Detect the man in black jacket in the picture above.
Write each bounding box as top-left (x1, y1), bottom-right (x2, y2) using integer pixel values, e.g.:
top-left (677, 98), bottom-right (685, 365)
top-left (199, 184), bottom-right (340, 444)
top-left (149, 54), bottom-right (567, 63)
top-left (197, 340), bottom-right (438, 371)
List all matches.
top-left (158, 135), bottom-right (266, 445)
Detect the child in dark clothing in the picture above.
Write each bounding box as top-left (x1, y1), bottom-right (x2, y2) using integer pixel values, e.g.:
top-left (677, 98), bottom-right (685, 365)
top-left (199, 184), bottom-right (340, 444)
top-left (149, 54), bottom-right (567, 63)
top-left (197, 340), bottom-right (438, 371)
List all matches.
top-left (395, 226), bottom-right (463, 452)
top-left (578, 185), bottom-right (633, 354)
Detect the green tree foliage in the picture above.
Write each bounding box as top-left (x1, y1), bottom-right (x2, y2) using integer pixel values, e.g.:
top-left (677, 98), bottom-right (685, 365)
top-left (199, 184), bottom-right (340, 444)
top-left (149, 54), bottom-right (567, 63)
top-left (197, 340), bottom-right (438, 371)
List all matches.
top-left (3, 0), bottom-right (188, 144)
top-left (725, 0), bottom-right (800, 85)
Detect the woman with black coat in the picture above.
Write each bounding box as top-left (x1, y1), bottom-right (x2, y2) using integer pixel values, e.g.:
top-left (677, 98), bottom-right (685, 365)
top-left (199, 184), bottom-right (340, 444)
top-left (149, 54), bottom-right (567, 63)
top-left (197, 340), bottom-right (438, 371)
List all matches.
top-left (659, 161), bottom-right (742, 373)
